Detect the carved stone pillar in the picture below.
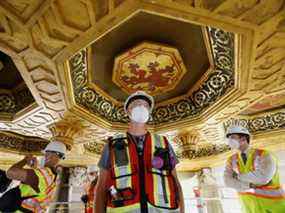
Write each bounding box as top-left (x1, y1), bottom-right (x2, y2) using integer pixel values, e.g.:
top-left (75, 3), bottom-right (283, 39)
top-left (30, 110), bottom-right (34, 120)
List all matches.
top-left (197, 168), bottom-right (224, 213)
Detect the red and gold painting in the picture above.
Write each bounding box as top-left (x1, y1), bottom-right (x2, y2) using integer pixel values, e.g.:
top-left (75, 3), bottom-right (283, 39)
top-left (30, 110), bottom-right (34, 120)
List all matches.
top-left (112, 42), bottom-right (187, 96)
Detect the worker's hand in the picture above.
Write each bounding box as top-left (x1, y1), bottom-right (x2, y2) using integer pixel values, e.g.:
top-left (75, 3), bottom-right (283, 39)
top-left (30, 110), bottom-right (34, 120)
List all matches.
top-left (249, 183), bottom-right (258, 189)
top-left (24, 155), bottom-right (38, 168)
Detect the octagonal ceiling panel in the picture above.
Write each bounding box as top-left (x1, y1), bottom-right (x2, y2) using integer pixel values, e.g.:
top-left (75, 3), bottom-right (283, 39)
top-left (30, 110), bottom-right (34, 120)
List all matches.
top-left (68, 26), bottom-right (234, 125)
top-left (112, 41), bottom-right (187, 96)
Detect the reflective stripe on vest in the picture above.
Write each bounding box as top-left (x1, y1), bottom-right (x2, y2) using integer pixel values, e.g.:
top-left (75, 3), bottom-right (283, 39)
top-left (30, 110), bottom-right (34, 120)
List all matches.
top-left (150, 134), bottom-right (172, 207)
top-left (107, 132), bottom-right (179, 212)
top-left (229, 149), bottom-right (285, 199)
top-left (240, 188), bottom-right (285, 199)
top-left (107, 203), bottom-right (141, 213)
top-left (112, 143), bottom-right (132, 189)
top-left (20, 167), bottom-right (56, 212)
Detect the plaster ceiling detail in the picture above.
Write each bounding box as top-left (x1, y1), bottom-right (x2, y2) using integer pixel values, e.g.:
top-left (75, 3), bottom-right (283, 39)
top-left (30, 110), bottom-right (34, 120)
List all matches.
top-left (177, 143), bottom-right (230, 160)
top-left (173, 130), bottom-right (230, 160)
top-left (0, 0), bottom-right (284, 170)
top-left (240, 93), bottom-right (285, 115)
top-left (0, 131), bottom-right (48, 154)
top-left (0, 51), bottom-right (35, 117)
top-left (112, 41), bottom-right (187, 96)
top-left (84, 141), bottom-right (105, 156)
top-left (67, 27), bottom-right (234, 126)
top-left (224, 108), bottom-right (285, 134)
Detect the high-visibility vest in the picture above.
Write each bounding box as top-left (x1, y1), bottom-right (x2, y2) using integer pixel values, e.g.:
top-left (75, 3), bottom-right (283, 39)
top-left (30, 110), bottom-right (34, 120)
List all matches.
top-left (106, 132), bottom-right (180, 212)
top-left (86, 183), bottom-right (96, 213)
top-left (227, 148), bottom-right (285, 213)
top-left (228, 149), bottom-right (285, 199)
top-left (19, 167), bottom-right (57, 212)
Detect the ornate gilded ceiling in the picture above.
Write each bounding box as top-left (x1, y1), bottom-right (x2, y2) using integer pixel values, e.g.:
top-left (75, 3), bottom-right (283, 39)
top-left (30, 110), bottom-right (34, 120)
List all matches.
top-left (0, 131), bottom-right (48, 155)
top-left (67, 26), bottom-right (235, 127)
top-left (0, 0), bottom-right (284, 171)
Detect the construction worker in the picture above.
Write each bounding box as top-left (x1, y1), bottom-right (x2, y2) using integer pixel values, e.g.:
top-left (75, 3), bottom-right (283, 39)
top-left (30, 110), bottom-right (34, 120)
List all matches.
top-left (224, 125), bottom-right (285, 213)
top-left (95, 90), bottom-right (184, 213)
top-left (81, 165), bottom-right (98, 213)
top-left (0, 140), bottom-right (66, 212)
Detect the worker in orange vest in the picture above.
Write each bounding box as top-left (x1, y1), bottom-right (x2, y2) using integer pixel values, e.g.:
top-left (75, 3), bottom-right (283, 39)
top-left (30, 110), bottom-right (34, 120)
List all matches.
top-left (81, 165), bottom-right (98, 213)
top-left (95, 91), bottom-right (185, 213)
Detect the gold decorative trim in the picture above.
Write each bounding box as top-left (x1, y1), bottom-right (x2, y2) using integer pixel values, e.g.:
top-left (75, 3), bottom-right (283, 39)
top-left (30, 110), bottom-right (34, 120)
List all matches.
top-left (0, 131), bottom-right (49, 155)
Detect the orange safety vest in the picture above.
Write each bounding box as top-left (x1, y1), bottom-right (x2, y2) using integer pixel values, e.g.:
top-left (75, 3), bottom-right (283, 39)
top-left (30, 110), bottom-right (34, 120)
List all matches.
top-left (86, 183), bottom-right (96, 213)
top-left (20, 167), bottom-right (57, 212)
top-left (107, 132), bottom-right (179, 212)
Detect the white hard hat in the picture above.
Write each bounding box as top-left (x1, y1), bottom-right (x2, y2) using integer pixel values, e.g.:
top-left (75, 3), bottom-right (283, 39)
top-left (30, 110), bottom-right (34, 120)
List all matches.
top-left (42, 141), bottom-right (67, 159)
top-left (226, 125), bottom-right (250, 137)
top-left (87, 165), bottom-right (98, 173)
top-left (124, 90), bottom-right (154, 112)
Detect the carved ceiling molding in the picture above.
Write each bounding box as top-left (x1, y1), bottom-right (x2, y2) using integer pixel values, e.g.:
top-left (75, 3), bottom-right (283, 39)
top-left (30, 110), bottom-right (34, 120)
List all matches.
top-left (224, 109), bottom-right (285, 134)
top-left (177, 143), bottom-right (230, 160)
top-left (0, 91), bottom-right (17, 114)
top-left (0, 131), bottom-right (49, 154)
top-left (68, 27), bottom-right (234, 125)
top-left (48, 120), bottom-right (83, 149)
top-left (0, 86), bottom-right (35, 115)
top-left (84, 141), bottom-right (105, 156)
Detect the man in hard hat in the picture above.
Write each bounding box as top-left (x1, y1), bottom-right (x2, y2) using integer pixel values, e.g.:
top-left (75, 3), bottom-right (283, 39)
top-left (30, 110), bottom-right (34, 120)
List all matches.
top-left (223, 125), bottom-right (285, 213)
top-left (95, 90), bottom-right (184, 213)
top-left (0, 141), bottom-right (66, 212)
top-left (81, 165), bottom-right (98, 213)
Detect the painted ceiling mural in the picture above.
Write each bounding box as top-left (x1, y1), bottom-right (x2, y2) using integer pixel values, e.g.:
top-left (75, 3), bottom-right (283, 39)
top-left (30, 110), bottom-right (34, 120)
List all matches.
top-left (113, 42), bottom-right (187, 96)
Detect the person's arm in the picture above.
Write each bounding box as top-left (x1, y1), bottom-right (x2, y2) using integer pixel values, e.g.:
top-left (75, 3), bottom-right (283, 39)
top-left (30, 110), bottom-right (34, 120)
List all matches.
top-left (6, 155), bottom-right (38, 186)
top-left (95, 169), bottom-right (110, 213)
top-left (171, 169), bottom-right (184, 213)
top-left (95, 144), bottom-right (110, 213)
top-left (223, 160), bottom-right (250, 192)
top-left (238, 153), bottom-right (276, 185)
top-left (167, 139), bottom-right (184, 212)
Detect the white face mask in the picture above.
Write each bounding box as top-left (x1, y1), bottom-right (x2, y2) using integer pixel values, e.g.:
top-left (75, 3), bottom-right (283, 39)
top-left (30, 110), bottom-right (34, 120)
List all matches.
top-left (38, 157), bottom-right (46, 168)
top-left (227, 138), bottom-right (240, 150)
top-left (130, 105), bottom-right (149, 123)
top-left (88, 175), bottom-right (97, 182)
